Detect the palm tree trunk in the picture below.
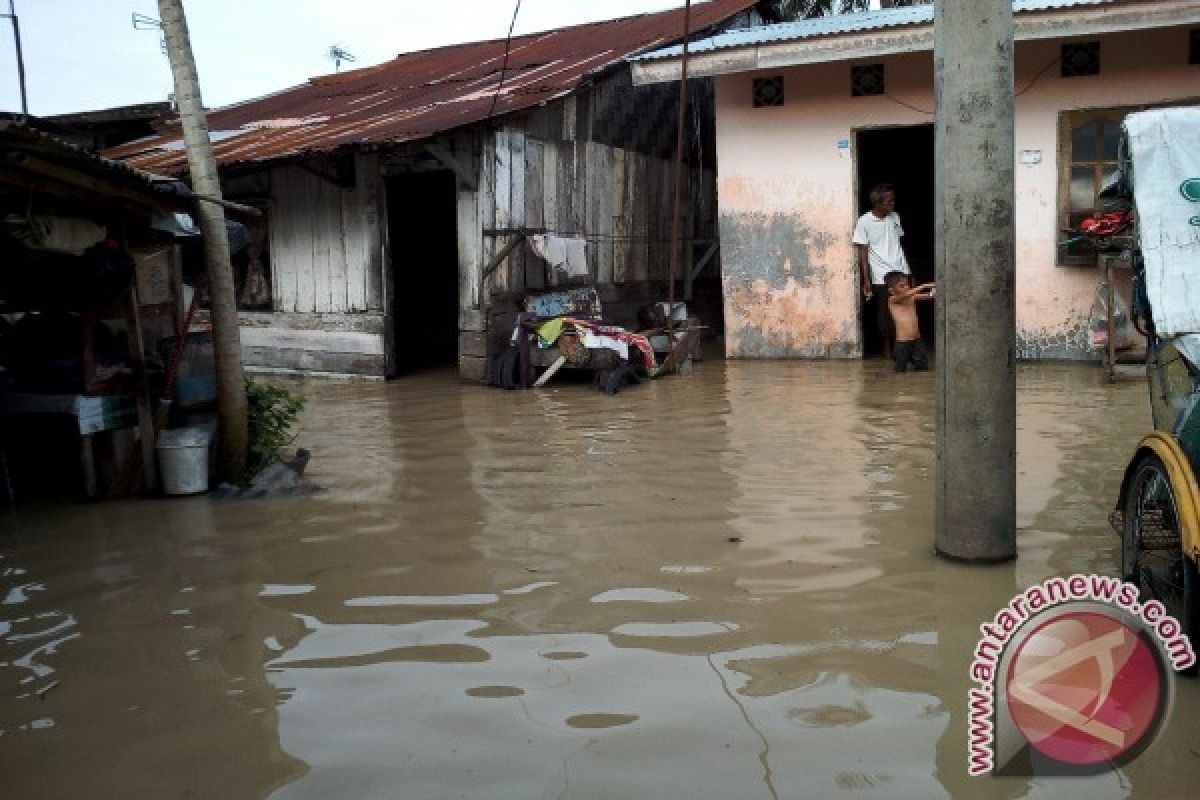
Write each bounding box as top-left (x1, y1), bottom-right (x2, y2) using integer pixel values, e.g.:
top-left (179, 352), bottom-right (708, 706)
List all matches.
top-left (158, 0), bottom-right (248, 481)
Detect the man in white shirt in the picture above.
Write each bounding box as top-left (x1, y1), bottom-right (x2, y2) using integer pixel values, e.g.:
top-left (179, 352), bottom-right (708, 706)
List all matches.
top-left (853, 184), bottom-right (911, 359)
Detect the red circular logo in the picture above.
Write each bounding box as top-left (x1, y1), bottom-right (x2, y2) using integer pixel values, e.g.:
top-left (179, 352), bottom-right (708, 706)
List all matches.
top-left (1005, 611), bottom-right (1163, 765)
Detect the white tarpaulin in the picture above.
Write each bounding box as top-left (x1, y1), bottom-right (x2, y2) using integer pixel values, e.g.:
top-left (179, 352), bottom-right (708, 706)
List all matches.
top-left (1125, 107), bottom-right (1200, 336)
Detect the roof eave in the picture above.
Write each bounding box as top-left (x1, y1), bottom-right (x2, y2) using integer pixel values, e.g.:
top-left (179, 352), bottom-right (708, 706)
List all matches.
top-left (632, 1), bottom-right (1200, 85)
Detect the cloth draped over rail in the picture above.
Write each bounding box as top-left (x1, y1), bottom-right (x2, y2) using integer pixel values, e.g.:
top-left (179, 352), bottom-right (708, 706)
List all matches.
top-left (533, 316), bottom-right (658, 373)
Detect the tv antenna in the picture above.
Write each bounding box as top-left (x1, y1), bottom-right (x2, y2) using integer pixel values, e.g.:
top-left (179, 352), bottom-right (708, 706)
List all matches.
top-left (131, 11), bottom-right (166, 55)
top-left (327, 44), bottom-right (356, 72)
top-left (3, 0), bottom-right (29, 114)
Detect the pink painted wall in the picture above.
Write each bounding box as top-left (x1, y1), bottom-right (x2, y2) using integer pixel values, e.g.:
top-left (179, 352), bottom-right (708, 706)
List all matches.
top-left (715, 25), bottom-right (1199, 358)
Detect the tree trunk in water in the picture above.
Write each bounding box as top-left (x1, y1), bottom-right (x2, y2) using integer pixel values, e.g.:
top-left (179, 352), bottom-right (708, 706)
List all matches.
top-left (158, 0), bottom-right (248, 481)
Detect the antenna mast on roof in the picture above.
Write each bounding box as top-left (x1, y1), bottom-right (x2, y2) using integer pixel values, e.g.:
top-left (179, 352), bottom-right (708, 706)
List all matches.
top-left (2, 0), bottom-right (28, 114)
top-left (132, 11), bottom-right (167, 55)
top-left (132, 11), bottom-right (172, 107)
top-left (327, 44), bottom-right (356, 72)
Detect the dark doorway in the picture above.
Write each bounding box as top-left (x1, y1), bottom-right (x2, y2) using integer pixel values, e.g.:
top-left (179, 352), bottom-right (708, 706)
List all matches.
top-left (385, 171), bottom-right (459, 374)
top-left (855, 125), bottom-right (935, 358)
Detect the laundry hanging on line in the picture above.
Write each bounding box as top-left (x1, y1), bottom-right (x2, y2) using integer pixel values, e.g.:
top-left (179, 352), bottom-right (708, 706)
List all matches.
top-left (527, 234), bottom-right (589, 278)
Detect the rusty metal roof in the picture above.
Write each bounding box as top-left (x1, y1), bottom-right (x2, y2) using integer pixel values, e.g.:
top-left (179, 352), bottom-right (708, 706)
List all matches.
top-left (108, 1), bottom-right (758, 174)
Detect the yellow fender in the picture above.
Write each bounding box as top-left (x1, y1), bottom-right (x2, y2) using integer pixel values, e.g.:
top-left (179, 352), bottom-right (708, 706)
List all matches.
top-left (1116, 432), bottom-right (1200, 561)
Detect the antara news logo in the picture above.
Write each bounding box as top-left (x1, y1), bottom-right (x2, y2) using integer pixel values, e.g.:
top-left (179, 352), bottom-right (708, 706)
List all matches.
top-left (967, 574), bottom-right (1196, 777)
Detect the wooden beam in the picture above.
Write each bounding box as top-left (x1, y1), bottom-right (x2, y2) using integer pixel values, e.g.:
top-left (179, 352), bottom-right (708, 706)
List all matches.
top-left (533, 355), bottom-right (566, 387)
top-left (193, 193), bottom-right (263, 216)
top-left (482, 232), bottom-right (527, 280)
top-left (686, 241), bottom-right (720, 300)
top-left (424, 142), bottom-right (477, 191)
top-left (483, 227), bottom-right (546, 237)
top-left (124, 287), bottom-right (158, 492)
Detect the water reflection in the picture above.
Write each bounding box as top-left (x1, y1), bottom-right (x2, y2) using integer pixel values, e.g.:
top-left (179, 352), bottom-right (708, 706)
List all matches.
top-left (5, 362), bottom-right (1200, 799)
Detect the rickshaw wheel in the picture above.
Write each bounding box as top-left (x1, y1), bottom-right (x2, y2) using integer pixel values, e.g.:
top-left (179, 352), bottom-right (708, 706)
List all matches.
top-left (1123, 452), bottom-right (1200, 674)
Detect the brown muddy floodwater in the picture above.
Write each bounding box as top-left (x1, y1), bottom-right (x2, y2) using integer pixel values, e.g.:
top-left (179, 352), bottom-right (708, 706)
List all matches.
top-left (3, 361), bottom-right (1200, 799)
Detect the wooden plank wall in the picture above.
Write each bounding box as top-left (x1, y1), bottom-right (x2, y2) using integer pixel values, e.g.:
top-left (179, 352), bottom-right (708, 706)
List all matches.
top-left (481, 131), bottom-right (716, 299)
top-left (225, 152), bottom-right (387, 376)
top-left (268, 152), bottom-right (383, 314)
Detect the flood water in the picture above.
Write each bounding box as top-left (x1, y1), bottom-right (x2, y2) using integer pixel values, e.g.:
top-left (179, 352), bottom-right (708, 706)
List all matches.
top-left (3, 361), bottom-right (1199, 799)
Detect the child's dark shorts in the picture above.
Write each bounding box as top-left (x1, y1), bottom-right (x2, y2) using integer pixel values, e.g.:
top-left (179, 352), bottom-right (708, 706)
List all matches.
top-left (893, 339), bottom-right (929, 372)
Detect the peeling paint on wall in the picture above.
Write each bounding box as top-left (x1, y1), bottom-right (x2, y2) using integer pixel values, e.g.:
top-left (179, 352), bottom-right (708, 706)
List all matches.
top-left (720, 211), bottom-right (859, 358)
top-left (1016, 312), bottom-right (1093, 360)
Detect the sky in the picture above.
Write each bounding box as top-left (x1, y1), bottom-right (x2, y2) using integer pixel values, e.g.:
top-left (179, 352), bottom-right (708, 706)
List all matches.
top-left (0, 0), bottom-right (693, 116)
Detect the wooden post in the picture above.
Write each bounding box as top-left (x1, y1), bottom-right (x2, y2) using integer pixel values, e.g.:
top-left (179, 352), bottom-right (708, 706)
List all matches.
top-left (158, 0), bottom-right (247, 481)
top-left (667, 0), bottom-right (692, 345)
top-left (1106, 255), bottom-right (1117, 381)
top-left (125, 287), bottom-right (158, 491)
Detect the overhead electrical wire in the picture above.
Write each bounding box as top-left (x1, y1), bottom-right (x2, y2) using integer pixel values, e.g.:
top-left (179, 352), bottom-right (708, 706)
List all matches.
top-left (487, 0), bottom-right (524, 120)
top-left (883, 53), bottom-right (1063, 116)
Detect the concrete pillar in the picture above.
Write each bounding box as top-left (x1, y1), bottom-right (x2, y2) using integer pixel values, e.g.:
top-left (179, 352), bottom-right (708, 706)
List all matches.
top-left (933, 0), bottom-right (1016, 563)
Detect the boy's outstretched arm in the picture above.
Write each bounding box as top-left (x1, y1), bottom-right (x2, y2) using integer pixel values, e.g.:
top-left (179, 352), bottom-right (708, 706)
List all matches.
top-left (891, 285), bottom-right (932, 301)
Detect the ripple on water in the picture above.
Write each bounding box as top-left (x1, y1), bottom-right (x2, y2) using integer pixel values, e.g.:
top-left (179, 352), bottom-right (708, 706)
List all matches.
top-left (466, 685), bottom-right (525, 698)
top-left (788, 703), bottom-right (872, 728)
top-left (259, 584), bottom-right (316, 597)
top-left (589, 588), bottom-right (689, 603)
top-left (565, 713), bottom-right (639, 729)
top-left (274, 643), bottom-right (491, 669)
top-left (502, 581), bottom-right (557, 595)
top-left (611, 621), bottom-right (739, 637)
top-left (344, 594), bottom-right (499, 607)
top-left (659, 565), bottom-right (714, 574)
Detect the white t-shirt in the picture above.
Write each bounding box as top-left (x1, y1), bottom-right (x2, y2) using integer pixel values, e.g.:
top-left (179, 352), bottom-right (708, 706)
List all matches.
top-left (852, 211), bottom-right (910, 285)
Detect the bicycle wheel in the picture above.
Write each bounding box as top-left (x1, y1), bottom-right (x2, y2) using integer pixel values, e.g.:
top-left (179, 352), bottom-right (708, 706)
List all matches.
top-left (1123, 453), bottom-right (1199, 674)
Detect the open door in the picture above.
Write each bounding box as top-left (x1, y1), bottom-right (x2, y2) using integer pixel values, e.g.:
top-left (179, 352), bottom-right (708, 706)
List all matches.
top-left (855, 125), bottom-right (935, 358)
top-left (385, 171), bottom-right (459, 375)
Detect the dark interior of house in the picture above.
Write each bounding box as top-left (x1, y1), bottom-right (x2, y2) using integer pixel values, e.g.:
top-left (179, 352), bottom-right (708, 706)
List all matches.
top-left (385, 171), bottom-right (459, 374)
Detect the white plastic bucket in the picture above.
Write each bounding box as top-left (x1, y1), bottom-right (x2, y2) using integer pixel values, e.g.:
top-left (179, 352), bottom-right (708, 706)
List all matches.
top-left (157, 428), bottom-right (211, 495)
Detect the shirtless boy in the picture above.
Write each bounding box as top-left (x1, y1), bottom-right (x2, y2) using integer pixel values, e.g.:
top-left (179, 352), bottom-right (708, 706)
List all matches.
top-left (883, 270), bottom-right (935, 372)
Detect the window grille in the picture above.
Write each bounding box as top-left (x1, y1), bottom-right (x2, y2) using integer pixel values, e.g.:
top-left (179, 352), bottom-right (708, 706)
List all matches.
top-left (1061, 43), bottom-right (1100, 77)
top-left (752, 76), bottom-right (784, 108)
top-left (851, 64), bottom-right (885, 97)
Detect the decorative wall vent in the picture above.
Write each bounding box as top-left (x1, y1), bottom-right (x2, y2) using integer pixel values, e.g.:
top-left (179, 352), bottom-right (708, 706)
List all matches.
top-left (752, 76), bottom-right (784, 108)
top-left (851, 64), bottom-right (885, 97)
top-left (1061, 42), bottom-right (1100, 77)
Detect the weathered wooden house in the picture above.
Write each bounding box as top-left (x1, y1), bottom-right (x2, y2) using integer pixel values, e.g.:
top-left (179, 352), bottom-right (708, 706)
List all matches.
top-left (632, 0), bottom-right (1200, 360)
top-left (109, 1), bottom-right (768, 379)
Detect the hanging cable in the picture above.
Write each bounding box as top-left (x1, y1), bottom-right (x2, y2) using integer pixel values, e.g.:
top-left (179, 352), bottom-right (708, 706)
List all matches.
top-left (884, 91), bottom-right (933, 116)
top-left (487, 0), bottom-right (523, 120)
top-left (880, 52), bottom-right (1061, 117)
top-left (1015, 55), bottom-right (1061, 97)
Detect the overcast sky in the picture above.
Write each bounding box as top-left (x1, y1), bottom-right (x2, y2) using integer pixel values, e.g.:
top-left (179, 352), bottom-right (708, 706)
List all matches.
top-left (0, 0), bottom-right (694, 116)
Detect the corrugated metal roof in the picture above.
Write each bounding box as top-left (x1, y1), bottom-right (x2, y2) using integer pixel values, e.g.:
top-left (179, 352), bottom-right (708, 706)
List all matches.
top-left (1, 120), bottom-right (190, 200)
top-left (633, 0), bottom-right (1119, 62)
top-left (107, 0), bottom-right (758, 174)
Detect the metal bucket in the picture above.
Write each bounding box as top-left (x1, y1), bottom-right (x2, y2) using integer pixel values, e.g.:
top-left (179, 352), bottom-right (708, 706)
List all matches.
top-left (157, 428), bottom-right (211, 495)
